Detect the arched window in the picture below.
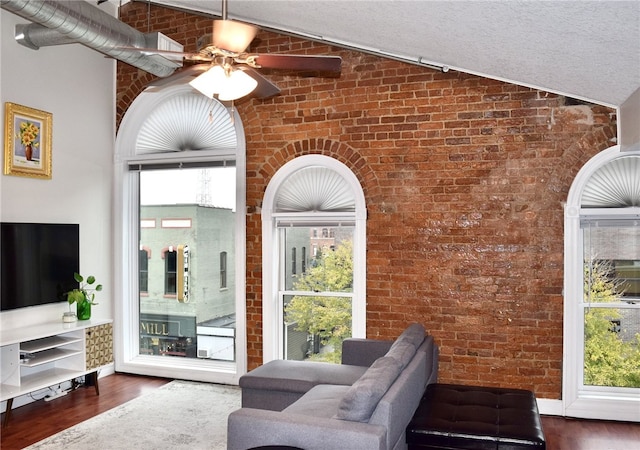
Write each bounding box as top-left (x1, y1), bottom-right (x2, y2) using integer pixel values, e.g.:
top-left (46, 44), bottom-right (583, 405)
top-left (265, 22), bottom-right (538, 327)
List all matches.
top-left (564, 146), bottom-right (640, 421)
top-left (262, 155), bottom-right (367, 363)
top-left (115, 84), bottom-right (247, 384)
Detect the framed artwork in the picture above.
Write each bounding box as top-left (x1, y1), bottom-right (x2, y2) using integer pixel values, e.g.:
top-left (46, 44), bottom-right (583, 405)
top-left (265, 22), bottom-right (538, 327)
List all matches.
top-left (4, 102), bottom-right (52, 179)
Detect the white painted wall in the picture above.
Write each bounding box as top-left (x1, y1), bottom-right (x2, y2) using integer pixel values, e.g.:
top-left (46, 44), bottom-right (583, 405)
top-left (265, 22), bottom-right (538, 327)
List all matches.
top-left (619, 87), bottom-right (640, 152)
top-left (0, 5), bottom-right (116, 332)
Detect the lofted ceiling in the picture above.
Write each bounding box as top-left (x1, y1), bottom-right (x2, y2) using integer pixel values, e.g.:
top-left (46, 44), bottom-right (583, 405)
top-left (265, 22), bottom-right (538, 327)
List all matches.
top-left (149, 0), bottom-right (640, 111)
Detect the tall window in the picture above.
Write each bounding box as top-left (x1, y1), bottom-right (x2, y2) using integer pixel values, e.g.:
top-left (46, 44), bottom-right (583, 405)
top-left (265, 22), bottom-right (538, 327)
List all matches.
top-left (262, 155), bottom-right (367, 363)
top-left (564, 148), bottom-right (640, 421)
top-left (581, 220), bottom-right (640, 387)
top-left (281, 225), bottom-right (354, 362)
top-left (141, 170), bottom-right (237, 360)
top-left (114, 85), bottom-right (247, 384)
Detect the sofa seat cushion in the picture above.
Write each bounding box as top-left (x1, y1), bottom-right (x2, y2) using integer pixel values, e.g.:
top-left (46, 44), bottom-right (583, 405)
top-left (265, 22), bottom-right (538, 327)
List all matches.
top-left (335, 356), bottom-right (404, 423)
top-left (283, 385), bottom-right (351, 418)
top-left (240, 360), bottom-right (368, 394)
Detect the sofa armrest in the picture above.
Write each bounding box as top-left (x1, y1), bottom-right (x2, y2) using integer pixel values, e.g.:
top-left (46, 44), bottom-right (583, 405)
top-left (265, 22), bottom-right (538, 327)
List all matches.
top-left (341, 338), bottom-right (394, 367)
top-left (227, 408), bottom-right (386, 450)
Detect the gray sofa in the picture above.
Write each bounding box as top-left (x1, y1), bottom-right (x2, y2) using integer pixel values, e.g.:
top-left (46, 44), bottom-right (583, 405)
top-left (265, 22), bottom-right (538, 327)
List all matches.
top-left (227, 323), bottom-right (439, 450)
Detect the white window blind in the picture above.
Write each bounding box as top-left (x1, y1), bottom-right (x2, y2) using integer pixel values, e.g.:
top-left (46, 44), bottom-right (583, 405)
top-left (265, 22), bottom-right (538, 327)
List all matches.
top-left (134, 91), bottom-right (237, 154)
top-left (274, 166), bottom-right (357, 213)
top-left (580, 155), bottom-right (640, 208)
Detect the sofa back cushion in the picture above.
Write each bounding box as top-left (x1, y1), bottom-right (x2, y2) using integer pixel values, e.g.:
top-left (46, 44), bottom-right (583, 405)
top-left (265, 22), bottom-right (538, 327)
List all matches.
top-left (383, 322), bottom-right (425, 369)
top-left (334, 356), bottom-right (403, 422)
top-left (395, 323), bottom-right (426, 348)
top-left (385, 339), bottom-right (416, 368)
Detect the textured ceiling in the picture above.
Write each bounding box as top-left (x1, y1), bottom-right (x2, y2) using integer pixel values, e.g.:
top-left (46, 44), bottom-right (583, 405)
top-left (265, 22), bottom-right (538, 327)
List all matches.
top-left (150, 0), bottom-right (640, 109)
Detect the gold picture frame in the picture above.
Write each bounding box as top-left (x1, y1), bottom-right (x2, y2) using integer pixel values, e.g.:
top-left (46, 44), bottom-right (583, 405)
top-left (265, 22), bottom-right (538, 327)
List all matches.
top-left (4, 102), bottom-right (52, 179)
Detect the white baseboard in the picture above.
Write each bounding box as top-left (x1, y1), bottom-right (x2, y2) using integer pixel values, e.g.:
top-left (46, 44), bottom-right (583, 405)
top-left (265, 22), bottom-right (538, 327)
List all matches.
top-left (99, 364), bottom-right (115, 377)
top-left (537, 398), bottom-right (563, 416)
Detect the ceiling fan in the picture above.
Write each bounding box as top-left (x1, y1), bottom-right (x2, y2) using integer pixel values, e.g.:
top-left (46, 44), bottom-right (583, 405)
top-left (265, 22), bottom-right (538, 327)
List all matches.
top-left (135, 0), bottom-right (342, 101)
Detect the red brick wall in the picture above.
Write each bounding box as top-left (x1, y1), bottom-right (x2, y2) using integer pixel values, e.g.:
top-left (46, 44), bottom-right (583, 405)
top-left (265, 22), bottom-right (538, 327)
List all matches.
top-left (117, 3), bottom-right (616, 399)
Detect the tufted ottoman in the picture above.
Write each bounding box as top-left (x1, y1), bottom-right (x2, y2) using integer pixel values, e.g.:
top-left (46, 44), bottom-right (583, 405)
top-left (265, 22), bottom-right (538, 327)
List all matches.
top-left (406, 383), bottom-right (546, 449)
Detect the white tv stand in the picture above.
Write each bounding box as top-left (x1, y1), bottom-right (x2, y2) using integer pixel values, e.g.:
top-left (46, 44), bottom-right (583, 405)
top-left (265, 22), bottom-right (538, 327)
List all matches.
top-left (0, 319), bottom-right (113, 427)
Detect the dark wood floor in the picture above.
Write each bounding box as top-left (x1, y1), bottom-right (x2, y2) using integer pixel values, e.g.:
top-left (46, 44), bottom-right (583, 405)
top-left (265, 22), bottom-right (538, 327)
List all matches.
top-left (1, 373), bottom-right (639, 449)
top-left (0, 373), bottom-right (170, 449)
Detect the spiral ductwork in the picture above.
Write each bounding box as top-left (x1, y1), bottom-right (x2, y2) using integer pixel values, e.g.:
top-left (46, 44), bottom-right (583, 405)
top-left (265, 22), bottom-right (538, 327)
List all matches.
top-left (1, 0), bottom-right (179, 77)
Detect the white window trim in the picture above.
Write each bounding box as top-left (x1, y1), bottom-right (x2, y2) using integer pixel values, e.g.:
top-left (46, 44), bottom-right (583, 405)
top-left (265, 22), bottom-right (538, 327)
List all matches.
top-left (114, 85), bottom-right (247, 384)
top-left (563, 145), bottom-right (640, 421)
top-left (261, 155), bottom-right (367, 363)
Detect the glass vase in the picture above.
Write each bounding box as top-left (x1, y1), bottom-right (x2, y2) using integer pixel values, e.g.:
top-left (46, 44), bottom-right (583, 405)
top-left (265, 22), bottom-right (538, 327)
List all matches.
top-left (76, 301), bottom-right (91, 320)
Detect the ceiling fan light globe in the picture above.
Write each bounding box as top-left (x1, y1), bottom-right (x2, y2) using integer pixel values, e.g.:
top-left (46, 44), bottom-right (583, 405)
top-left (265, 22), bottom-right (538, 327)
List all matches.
top-left (189, 65), bottom-right (257, 101)
top-left (218, 69), bottom-right (258, 101)
top-left (189, 65), bottom-right (227, 98)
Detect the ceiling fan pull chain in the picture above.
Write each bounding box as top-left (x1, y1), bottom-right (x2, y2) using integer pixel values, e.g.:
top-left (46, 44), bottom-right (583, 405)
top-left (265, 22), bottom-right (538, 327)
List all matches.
top-left (208, 97), bottom-right (215, 124)
top-left (229, 100), bottom-right (235, 125)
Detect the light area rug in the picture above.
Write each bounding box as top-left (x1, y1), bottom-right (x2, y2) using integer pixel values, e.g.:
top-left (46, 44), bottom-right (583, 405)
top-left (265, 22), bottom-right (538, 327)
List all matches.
top-left (25, 380), bottom-right (241, 450)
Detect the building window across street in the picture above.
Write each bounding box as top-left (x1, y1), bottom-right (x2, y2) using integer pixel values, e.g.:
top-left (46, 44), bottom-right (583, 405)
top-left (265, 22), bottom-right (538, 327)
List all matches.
top-left (164, 248), bottom-right (177, 295)
top-left (220, 251), bottom-right (227, 289)
top-left (139, 248), bottom-right (149, 293)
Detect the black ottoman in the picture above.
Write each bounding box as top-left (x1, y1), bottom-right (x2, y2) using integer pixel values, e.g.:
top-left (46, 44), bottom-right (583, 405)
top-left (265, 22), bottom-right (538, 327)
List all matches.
top-left (407, 383), bottom-right (546, 449)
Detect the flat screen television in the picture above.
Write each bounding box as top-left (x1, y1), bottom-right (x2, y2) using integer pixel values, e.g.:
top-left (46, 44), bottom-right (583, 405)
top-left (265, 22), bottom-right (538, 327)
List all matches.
top-left (1, 222), bottom-right (80, 312)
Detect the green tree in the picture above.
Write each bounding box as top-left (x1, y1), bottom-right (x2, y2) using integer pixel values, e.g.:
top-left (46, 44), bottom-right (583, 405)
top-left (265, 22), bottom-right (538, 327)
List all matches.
top-left (584, 259), bottom-right (640, 387)
top-left (286, 240), bottom-right (353, 363)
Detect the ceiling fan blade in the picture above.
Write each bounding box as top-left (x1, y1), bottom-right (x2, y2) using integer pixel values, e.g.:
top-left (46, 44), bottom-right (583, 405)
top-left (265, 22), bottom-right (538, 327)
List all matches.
top-left (147, 64), bottom-right (209, 88)
top-left (115, 46), bottom-right (212, 62)
top-left (252, 54), bottom-right (342, 73)
top-left (213, 19), bottom-right (258, 53)
top-left (238, 67), bottom-right (281, 99)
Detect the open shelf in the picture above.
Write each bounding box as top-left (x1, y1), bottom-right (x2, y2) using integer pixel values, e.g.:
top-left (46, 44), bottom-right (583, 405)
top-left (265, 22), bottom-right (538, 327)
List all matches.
top-left (19, 367), bottom-right (82, 394)
top-left (20, 348), bottom-right (83, 368)
top-left (20, 336), bottom-right (83, 354)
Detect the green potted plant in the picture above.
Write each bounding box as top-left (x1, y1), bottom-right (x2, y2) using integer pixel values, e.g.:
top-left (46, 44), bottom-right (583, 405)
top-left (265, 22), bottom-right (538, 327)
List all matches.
top-left (66, 272), bottom-right (102, 321)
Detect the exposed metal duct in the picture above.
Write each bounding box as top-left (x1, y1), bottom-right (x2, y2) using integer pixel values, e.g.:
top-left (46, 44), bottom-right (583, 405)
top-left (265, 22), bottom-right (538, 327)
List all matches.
top-left (0, 0), bottom-right (180, 77)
